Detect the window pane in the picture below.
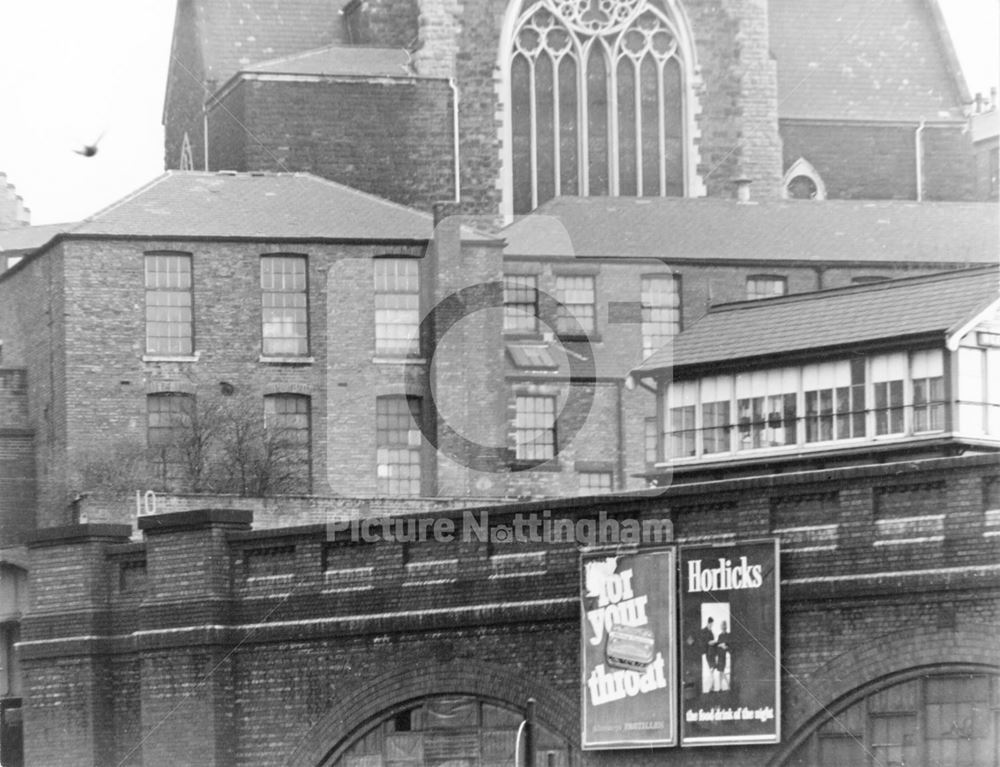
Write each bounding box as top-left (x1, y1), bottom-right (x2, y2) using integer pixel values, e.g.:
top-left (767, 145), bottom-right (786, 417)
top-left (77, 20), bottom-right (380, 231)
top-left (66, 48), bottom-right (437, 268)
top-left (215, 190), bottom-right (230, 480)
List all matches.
top-left (662, 56), bottom-right (683, 197)
top-left (617, 57), bottom-right (637, 196)
top-left (644, 416), bottom-right (658, 464)
top-left (640, 55), bottom-right (661, 196)
top-left (145, 255), bottom-right (193, 355)
top-left (515, 395), bottom-right (556, 460)
top-left (265, 394), bottom-right (311, 492)
top-left (374, 259), bottom-right (420, 355)
top-left (504, 275), bottom-right (538, 333)
top-left (536, 54), bottom-right (556, 205)
top-left (377, 397), bottom-right (422, 495)
top-left (580, 471), bottom-right (613, 493)
top-left (558, 56), bottom-right (579, 196)
top-left (586, 46), bottom-right (609, 196)
top-left (511, 53), bottom-right (533, 214)
top-left (641, 275), bottom-right (680, 356)
top-left (147, 394), bottom-right (193, 487)
top-left (747, 276), bottom-right (788, 301)
top-left (556, 275), bottom-right (595, 335)
top-left (261, 256), bottom-right (308, 356)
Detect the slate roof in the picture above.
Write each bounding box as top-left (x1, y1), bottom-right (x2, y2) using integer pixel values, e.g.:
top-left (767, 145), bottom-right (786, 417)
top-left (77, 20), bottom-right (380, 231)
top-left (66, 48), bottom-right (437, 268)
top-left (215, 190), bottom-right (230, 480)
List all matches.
top-left (68, 171), bottom-right (434, 241)
top-left (192, 0), bottom-right (343, 84)
top-left (243, 45), bottom-right (415, 78)
top-left (769, 0), bottom-right (969, 121)
top-left (0, 223), bottom-right (75, 254)
top-left (502, 197), bottom-right (999, 265)
top-left (634, 267), bottom-right (1000, 375)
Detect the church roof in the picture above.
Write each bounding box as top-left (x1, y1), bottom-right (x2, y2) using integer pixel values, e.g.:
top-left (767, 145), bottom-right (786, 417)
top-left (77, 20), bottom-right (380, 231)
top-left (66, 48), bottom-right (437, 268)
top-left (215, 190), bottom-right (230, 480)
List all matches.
top-left (0, 223), bottom-right (75, 254)
top-left (633, 267), bottom-right (1000, 376)
top-left (769, 0), bottom-right (969, 121)
top-left (190, 0), bottom-right (343, 85)
top-left (501, 197), bottom-right (999, 266)
top-left (242, 45), bottom-right (415, 78)
top-left (68, 171), bottom-right (434, 242)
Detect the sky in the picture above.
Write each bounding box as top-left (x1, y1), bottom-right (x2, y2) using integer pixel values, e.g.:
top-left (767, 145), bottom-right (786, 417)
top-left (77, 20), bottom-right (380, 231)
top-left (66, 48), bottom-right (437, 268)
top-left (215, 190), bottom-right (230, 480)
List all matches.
top-left (0, 1), bottom-right (997, 225)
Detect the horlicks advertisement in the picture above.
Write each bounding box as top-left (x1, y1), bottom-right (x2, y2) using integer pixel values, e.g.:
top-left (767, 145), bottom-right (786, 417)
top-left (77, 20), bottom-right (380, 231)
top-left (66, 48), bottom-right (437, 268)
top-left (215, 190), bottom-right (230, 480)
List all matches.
top-left (580, 548), bottom-right (676, 748)
top-left (679, 539), bottom-right (780, 746)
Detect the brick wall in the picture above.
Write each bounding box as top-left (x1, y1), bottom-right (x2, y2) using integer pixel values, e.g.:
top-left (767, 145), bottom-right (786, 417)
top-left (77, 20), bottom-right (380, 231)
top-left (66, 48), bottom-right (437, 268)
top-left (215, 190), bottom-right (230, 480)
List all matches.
top-left (19, 454), bottom-right (1000, 766)
top-left (922, 124), bottom-right (977, 201)
top-left (0, 369), bottom-right (35, 544)
top-left (781, 121), bottom-right (978, 201)
top-left (0, 235), bottom-right (972, 538)
top-left (206, 83), bottom-right (247, 172)
top-left (207, 78), bottom-right (456, 212)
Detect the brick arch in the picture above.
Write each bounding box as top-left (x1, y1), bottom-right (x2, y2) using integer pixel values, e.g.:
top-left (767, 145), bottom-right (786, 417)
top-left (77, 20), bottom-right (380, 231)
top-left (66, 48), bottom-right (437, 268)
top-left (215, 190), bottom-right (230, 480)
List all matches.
top-left (284, 659), bottom-right (579, 767)
top-left (768, 623), bottom-right (1000, 766)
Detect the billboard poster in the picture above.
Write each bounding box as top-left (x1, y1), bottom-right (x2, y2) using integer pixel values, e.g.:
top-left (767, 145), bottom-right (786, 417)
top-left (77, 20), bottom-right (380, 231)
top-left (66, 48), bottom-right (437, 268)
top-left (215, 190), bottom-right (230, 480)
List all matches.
top-left (679, 539), bottom-right (780, 746)
top-left (580, 548), bottom-right (676, 749)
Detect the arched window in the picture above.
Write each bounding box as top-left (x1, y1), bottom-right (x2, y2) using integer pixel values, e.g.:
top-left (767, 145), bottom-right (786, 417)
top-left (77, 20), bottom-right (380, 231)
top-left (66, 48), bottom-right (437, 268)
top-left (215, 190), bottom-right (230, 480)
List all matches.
top-left (782, 157), bottom-right (827, 200)
top-left (505, 0), bottom-right (697, 213)
top-left (783, 669), bottom-right (1000, 767)
top-left (329, 695), bottom-right (571, 767)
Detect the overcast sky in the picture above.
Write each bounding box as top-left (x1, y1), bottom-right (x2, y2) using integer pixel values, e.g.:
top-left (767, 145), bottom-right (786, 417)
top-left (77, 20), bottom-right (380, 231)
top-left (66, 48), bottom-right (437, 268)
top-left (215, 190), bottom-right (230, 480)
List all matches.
top-left (0, 0), bottom-right (997, 225)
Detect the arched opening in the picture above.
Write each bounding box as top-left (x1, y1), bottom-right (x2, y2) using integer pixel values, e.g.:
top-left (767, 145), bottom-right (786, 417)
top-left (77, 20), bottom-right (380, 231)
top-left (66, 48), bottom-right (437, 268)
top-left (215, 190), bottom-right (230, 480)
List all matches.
top-left (782, 157), bottom-right (827, 200)
top-left (779, 667), bottom-right (1000, 766)
top-left (324, 695), bottom-right (572, 767)
top-left (501, 0), bottom-right (701, 214)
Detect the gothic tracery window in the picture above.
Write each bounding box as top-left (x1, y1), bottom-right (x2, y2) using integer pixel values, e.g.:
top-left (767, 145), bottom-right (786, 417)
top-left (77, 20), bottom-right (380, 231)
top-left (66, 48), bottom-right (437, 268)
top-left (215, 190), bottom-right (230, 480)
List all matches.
top-left (509, 0), bottom-right (689, 213)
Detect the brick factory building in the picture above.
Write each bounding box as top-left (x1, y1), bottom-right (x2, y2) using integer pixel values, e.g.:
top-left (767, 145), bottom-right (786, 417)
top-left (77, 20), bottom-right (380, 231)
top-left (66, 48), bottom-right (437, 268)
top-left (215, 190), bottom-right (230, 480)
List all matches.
top-left (12, 268), bottom-right (1000, 766)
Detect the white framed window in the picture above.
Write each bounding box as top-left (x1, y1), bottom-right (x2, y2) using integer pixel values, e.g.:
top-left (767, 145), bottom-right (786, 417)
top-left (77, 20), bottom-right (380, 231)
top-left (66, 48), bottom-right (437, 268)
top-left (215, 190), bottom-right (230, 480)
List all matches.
top-left (374, 258), bottom-right (420, 356)
top-left (504, 0), bottom-right (697, 213)
top-left (644, 416), bottom-right (658, 465)
top-left (911, 350), bottom-right (944, 433)
top-left (803, 359), bottom-right (865, 443)
top-left (700, 375), bottom-right (732, 454)
top-left (147, 393), bottom-right (194, 486)
top-left (555, 274), bottom-right (595, 335)
top-left (735, 368), bottom-right (798, 450)
top-left (261, 255), bottom-right (309, 356)
top-left (515, 394), bottom-right (557, 461)
top-left (376, 397), bottom-right (422, 496)
top-left (746, 275), bottom-right (787, 301)
top-left (871, 352), bottom-right (906, 436)
top-left (640, 274), bottom-right (680, 357)
top-left (264, 394), bottom-right (312, 490)
top-left (666, 380), bottom-right (697, 458)
top-left (579, 471), bottom-right (613, 493)
top-left (146, 253), bottom-right (193, 355)
top-left (504, 274), bottom-right (538, 333)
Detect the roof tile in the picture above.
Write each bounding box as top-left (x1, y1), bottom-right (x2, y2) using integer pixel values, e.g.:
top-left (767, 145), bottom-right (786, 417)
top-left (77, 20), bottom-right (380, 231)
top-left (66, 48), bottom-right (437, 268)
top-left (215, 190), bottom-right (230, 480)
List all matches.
top-left (502, 197), bottom-right (999, 265)
top-left (69, 172), bottom-right (434, 241)
top-left (769, 0), bottom-right (967, 121)
top-left (635, 267), bottom-right (1000, 374)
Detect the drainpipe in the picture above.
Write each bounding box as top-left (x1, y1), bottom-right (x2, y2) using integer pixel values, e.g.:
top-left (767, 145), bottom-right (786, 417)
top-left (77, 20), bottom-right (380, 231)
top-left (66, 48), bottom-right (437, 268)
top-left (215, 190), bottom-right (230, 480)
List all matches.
top-left (914, 119), bottom-right (926, 201)
top-left (203, 106), bottom-right (210, 172)
top-left (449, 78), bottom-right (461, 202)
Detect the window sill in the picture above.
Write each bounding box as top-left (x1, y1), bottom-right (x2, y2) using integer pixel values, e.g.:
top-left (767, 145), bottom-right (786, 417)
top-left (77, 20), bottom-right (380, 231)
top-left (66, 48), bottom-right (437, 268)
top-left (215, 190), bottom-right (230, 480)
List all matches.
top-left (372, 356), bottom-right (427, 365)
top-left (503, 331), bottom-right (543, 341)
top-left (509, 459), bottom-right (562, 473)
top-left (557, 333), bottom-right (601, 343)
top-left (259, 355), bottom-right (315, 365)
top-left (142, 353), bottom-right (200, 363)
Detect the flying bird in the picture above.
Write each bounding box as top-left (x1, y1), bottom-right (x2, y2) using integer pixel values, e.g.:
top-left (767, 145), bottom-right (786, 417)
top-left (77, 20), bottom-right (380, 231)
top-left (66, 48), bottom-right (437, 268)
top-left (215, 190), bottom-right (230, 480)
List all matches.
top-left (74, 131), bottom-right (106, 158)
